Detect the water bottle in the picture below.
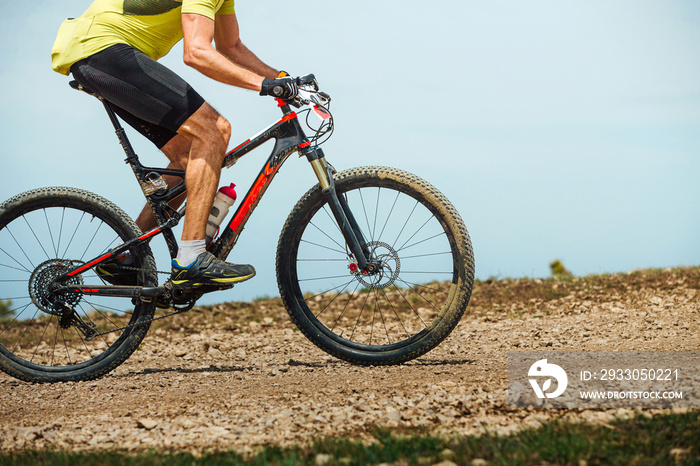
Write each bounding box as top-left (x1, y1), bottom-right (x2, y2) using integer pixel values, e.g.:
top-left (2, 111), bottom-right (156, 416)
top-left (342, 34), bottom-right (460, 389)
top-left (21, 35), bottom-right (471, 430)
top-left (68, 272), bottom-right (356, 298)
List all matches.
top-left (205, 183), bottom-right (237, 244)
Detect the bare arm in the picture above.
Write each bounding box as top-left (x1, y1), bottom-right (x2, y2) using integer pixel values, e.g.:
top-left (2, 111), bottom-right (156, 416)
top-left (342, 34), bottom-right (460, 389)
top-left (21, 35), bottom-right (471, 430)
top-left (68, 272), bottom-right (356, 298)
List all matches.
top-left (181, 13), bottom-right (266, 91)
top-left (214, 13), bottom-right (279, 79)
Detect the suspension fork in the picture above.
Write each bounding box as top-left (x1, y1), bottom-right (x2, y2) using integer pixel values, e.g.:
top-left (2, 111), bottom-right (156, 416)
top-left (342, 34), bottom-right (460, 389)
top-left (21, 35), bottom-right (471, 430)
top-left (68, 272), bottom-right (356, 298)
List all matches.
top-left (304, 147), bottom-right (375, 272)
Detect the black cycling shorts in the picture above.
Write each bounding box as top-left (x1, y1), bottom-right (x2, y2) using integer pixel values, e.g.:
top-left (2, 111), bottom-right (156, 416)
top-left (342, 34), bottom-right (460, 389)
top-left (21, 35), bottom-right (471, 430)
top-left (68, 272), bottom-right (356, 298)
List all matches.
top-left (71, 43), bottom-right (205, 149)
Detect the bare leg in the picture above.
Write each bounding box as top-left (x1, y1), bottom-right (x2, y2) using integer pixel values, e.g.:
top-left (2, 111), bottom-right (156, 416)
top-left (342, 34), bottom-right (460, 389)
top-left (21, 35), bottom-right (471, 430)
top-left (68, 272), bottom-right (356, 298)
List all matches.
top-left (174, 103), bottom-right (231, 241)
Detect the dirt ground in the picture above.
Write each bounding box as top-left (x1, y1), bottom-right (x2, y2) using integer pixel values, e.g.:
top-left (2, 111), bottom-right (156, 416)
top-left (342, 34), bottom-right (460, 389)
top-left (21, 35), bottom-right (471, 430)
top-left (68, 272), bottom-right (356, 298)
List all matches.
top-left (1, 267), bottom-right (698, 454)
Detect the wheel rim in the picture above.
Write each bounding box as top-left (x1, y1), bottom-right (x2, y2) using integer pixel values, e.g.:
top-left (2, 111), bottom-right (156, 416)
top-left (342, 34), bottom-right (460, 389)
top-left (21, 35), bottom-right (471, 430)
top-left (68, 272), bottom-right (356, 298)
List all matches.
top-left (291, 179), bottom-right (462, 352)
top-left (0, 200), bottom-right (151, 372)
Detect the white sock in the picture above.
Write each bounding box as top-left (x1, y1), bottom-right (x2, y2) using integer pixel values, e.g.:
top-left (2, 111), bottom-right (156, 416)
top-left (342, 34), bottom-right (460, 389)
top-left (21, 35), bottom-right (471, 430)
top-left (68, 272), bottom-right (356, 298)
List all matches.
top-left (176, 240), bottom-right (206, 267)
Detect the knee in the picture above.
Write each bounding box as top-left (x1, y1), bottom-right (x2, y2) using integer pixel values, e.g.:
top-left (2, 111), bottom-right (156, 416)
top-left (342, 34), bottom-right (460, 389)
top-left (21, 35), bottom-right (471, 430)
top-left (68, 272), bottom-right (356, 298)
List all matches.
top-left (180, 103), bottom-right (232, 158)
top-left (215, 117), bottom-right (231, 152)
top-left (201, 113), bottom-right (230, 156)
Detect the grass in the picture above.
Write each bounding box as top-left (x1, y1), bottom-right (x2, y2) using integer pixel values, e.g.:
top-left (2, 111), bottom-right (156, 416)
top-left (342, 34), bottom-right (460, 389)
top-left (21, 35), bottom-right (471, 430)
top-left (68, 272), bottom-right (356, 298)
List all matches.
top-left (2, 411), bottom-right (698, 465)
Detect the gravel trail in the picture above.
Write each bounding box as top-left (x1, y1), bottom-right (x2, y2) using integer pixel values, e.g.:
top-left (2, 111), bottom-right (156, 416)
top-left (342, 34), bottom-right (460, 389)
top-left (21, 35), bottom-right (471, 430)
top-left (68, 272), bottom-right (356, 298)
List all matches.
top-left (1, 267), bottom-right (698, 454)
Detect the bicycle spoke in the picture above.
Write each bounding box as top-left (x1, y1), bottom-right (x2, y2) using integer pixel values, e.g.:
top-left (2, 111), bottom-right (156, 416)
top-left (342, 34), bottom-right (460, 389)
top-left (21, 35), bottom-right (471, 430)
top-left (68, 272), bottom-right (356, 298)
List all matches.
top-left (372, 187), bottom-right (381, 241)
top-left (80, 220), bottom-right (104, 261)
top-left (50, 321), bottom-right (60, 366)
top-left (396, 277), bottom-right (443, 314)
top-left (300, 239), bottom-right (346, 256)
top-left (303, 280), bottom-right (355, 305)
top-left (321, 205), bottom-right (343, 235)
top-left (82, 298), bottom-right (132, 316)
top-left (396, 215), bottom-right (437, 252)
top-left (0, 302), bottom-right (32, 337)
top-left (298, 274), bottom-right (355, 282)
top-left (11, 308), bottom-right (40, 354)
top-left (398, 231), bottom-right (446, 254)
top-left (0, 248), bottom-right (32, 274)
top-left (59, 326), bottom-right (71, 365)
top-left (391, 200), bottom-right (419, 251)
top-left (61, 211), bottom-right (87, 258)
top-left (313, 279), bottom-right (354, 320)
top-left (56, 207), bottom-right (66, 257)
top-left (0, 262), bottom-right (32, 274)
top-left (376, 190), bottom-right (400, 243)
top-left (23, 215), bottom-right (51, 261)
top-left (5, 226), bottom-right (35, 270)
top-left (380, 286), bottom-right (411, 339)
top-left (29, 315), bottom-right (54, 364)
top-left (369, 288), bottom-right (377, 345)
top-left (349, 289), bottom-right (372, 342)
top-left (297, 258), bottom-right (348, 262)
top-left (357, 189), bottom-right (375, 244)
top-left (377, 288), bottom-right (391, 345)
top-left (329, 281), bottom-right (361, 333)
top-left (399, 251), bottom-right (452, 260)
top-left (399, 280), bottom-right (450, 294)
top-left (44, 209), bottom-right (58, 257)
top-left (308, 219), bottom-right (346, 252)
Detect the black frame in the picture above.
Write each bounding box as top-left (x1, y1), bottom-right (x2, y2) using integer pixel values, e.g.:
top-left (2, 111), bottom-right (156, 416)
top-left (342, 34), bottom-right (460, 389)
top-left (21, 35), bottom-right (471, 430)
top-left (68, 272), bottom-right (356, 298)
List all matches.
top-left (58, 87), bottom-right (372, 300)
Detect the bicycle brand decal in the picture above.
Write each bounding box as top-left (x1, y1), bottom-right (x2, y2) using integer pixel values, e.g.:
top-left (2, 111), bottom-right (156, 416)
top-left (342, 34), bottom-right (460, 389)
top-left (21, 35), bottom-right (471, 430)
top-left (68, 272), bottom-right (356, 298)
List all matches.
top-left (228, 162), bottom-right (279, 233)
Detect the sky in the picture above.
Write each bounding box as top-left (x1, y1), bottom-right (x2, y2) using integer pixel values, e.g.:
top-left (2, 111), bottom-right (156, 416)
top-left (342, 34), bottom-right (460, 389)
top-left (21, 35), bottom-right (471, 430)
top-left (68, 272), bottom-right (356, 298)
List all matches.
top-left (1, 1), bottom-right (698, 303)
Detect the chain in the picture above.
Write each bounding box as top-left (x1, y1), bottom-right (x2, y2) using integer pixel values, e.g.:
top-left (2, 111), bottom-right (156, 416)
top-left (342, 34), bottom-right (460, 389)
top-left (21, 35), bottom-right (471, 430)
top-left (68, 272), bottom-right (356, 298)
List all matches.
top-left (84, 263), bottom-right (197, 341)
top-left (85, 300), bottom-right (195, 341)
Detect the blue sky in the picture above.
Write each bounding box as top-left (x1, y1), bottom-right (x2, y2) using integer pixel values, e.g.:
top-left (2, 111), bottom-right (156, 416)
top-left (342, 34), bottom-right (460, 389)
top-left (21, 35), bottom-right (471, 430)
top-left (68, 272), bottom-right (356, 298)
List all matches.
top-left (1, 1), bottom-right (698, 303)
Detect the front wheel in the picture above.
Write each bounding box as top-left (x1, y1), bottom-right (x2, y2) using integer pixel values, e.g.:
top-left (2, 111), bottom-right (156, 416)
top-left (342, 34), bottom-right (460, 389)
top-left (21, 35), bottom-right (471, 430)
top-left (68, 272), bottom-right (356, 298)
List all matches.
top-left (276, 166), bottom-right (474, 365)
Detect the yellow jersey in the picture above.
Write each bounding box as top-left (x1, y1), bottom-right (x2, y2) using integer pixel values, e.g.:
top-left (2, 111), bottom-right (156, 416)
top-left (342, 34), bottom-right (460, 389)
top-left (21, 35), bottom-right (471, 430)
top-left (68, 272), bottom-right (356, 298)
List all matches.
top-left (51, 0), bottom-right (235, 75)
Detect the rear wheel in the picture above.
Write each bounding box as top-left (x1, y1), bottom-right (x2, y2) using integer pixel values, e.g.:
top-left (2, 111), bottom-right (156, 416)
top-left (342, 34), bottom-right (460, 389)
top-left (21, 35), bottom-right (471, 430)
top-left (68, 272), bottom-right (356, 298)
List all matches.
top-left (276, 166), bottom-right (474, 365)
top-left (0, 187), bottom-right (157, 383)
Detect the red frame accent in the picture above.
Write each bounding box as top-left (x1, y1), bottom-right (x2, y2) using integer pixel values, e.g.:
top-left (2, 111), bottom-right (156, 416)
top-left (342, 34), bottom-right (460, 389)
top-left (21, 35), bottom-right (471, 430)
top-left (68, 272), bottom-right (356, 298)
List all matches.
top-left (228, 162), bottom-right (279, 233)
top-left (67, 253), bottom-right (111, 277)
top-left (230, 139), bottom-right (251, 153)
top-left (278, 112), bottom-right (297, 124)
top-left (138, 228), bottom-right (162, 241)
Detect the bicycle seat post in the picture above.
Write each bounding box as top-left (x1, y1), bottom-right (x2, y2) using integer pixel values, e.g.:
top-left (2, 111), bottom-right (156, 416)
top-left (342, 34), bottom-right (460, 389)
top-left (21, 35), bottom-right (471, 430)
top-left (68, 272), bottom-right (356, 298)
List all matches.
top-left (101, 100), bottom-right (139, 164)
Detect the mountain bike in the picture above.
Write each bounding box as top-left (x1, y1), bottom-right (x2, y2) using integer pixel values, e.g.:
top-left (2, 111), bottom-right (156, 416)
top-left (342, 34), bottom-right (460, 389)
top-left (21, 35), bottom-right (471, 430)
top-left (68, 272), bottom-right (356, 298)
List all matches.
top-left (0, 75), bottom-right (475, 383)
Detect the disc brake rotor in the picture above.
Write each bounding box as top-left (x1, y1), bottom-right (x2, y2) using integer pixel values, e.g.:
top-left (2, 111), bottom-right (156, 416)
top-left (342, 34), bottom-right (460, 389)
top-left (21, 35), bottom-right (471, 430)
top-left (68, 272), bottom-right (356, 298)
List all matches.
top-left (352, 241), bottom-right (401, 289)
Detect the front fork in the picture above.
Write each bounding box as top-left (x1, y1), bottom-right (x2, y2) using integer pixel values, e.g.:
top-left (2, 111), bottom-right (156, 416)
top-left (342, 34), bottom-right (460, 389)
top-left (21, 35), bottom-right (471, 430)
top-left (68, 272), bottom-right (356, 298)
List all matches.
top-left (304, 147), bottom-right (376, 273)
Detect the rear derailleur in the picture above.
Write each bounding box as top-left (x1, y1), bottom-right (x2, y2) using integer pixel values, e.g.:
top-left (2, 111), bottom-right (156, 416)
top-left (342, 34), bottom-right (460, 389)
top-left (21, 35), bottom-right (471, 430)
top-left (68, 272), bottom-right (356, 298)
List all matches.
top-left (59, 305), bottom-right (97, 340)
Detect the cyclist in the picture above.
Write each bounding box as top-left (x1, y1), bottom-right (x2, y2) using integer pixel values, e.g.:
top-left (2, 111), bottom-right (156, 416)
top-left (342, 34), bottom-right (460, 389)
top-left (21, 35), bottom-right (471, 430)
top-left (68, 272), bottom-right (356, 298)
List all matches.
top-left (51, 0), bottom-right (299, 289)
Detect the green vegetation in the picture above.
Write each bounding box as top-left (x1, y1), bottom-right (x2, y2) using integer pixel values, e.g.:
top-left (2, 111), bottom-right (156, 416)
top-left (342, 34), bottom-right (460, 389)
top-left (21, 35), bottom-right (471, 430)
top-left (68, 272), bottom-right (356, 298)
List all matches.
top-left (1, 411), bottom-right (698, 465)
top-left (0, 299), bottom-right (12, 317)
top-left (549, 259), bottom-right (573, 278)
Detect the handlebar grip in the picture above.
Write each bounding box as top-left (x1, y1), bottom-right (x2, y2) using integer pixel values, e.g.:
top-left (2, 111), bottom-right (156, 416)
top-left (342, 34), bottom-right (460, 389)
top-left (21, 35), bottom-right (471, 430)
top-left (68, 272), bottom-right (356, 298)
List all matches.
top-left (297, 74), bottom-right (318, 90)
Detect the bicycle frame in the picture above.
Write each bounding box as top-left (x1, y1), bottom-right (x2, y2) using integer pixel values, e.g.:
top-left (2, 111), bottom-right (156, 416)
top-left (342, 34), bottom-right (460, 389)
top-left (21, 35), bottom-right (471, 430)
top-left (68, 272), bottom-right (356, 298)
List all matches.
top-left (58, 88), bottom-right (372, 300)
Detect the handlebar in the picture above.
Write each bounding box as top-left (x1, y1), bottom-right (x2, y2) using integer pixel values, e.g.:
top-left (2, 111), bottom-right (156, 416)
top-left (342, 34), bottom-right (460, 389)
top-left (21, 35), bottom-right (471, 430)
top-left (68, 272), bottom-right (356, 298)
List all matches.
top-left (297, 73), bottom-right (318, 90)
top-left (280, 73), bottom-right (333, 146)
top-left (285, 73), bottom-right (330, 111)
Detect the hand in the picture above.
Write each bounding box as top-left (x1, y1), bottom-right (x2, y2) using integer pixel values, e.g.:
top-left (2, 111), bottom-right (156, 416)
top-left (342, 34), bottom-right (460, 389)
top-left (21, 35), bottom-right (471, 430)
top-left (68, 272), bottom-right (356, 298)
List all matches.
top-left (260, 76), bottom-right (298, 100)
